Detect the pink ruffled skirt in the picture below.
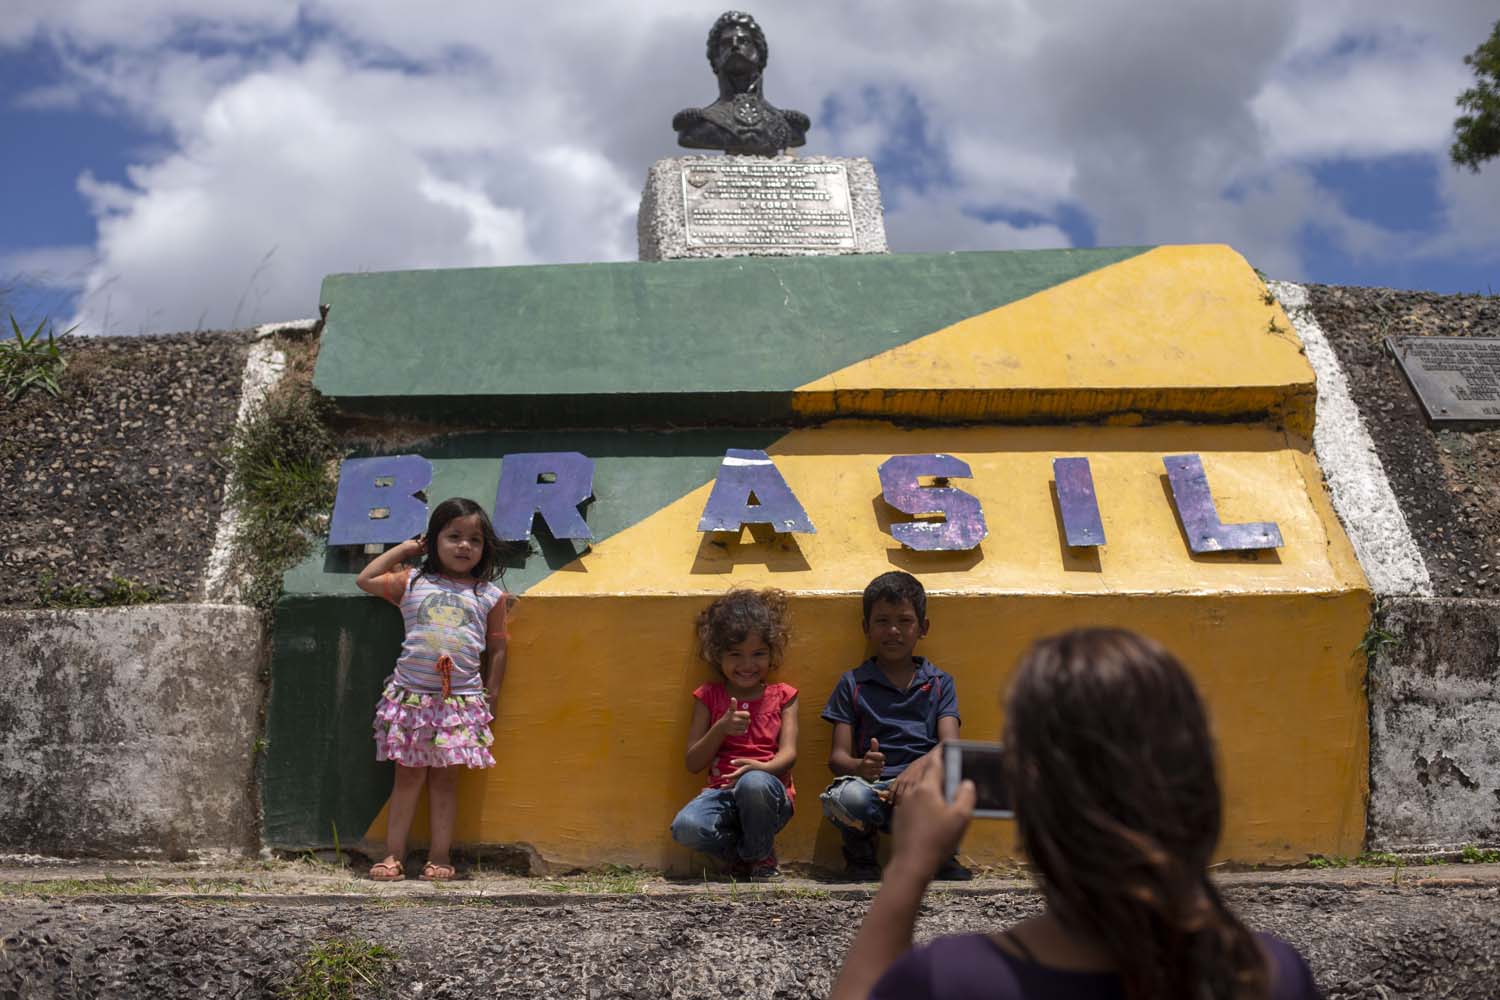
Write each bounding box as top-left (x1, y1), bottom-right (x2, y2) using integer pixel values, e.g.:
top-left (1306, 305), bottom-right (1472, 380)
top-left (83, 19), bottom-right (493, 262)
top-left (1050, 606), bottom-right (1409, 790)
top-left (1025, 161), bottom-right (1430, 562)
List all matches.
top-left (372, 679), bottom-right (496, 768)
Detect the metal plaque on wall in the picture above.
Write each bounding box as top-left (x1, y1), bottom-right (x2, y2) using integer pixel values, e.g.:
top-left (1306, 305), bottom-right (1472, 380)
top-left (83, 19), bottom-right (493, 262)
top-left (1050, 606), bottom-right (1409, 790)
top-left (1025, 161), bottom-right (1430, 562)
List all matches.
top-left (682, 161), bottom-right (856, 250)
top-left (1387, 336), bottom-right (1500, 424)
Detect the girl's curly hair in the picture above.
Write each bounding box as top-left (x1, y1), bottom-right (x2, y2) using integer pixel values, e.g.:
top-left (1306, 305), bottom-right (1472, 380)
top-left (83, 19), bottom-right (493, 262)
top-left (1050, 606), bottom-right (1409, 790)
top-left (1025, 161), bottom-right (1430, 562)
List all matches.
top-left (696, 588), bottom-right (790, 667)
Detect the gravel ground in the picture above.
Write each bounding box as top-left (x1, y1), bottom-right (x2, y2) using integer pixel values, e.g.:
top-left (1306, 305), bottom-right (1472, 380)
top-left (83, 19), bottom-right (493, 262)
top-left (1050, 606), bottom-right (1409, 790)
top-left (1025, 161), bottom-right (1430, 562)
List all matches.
top-left (0, 331), bottom-right (252, 608)
top-left (1306, 285), bottom-right (1500, 598)
top-left (1, 869), bottom-right (1497, 999)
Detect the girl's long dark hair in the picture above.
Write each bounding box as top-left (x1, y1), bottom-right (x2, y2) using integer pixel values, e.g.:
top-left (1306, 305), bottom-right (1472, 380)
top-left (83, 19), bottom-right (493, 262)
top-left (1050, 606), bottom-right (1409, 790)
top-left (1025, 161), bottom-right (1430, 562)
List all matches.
top-left (1005, 628), bottom-right (1270, 1000)
top-left (418, 497), bottom-right (504, 588)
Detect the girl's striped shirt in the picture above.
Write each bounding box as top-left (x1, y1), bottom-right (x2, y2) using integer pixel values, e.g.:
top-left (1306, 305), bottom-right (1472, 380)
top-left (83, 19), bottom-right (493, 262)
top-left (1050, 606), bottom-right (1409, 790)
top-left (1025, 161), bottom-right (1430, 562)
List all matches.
top-left (370, 568), bottom-right (508, 697)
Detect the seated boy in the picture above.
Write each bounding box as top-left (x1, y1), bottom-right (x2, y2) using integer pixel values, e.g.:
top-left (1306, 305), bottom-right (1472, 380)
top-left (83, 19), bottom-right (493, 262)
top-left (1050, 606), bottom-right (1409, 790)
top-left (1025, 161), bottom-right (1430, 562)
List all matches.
top-left (819, 570), bottom-right (970, 881)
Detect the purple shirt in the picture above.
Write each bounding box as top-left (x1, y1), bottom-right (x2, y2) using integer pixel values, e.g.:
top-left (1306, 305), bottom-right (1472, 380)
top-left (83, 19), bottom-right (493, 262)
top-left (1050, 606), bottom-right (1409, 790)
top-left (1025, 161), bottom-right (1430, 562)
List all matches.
top-left (871, 932), bottom-right (1321, 1000)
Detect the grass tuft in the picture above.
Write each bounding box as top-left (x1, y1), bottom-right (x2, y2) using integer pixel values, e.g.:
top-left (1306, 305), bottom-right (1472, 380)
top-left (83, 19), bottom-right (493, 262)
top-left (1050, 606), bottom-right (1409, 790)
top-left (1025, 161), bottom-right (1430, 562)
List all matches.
top-left (1304, 855), bottom-right (1347, 869)
top-left (765, 885), bottom-right (832, 899)
top-left (1358, 851), bottom-right (1404, 867)
top-left (0, 314), bottom-right (73, 401)
top-left (1305, 847), bottom-right (1500, 869)
top-left (36, 571), bottom-right (170, 609)
top-left (0, 877), bottom-right (162, 897)
top-left (279, 938), bottom-right (395, 1000)
top-left (542, 864), bottom-right (649, 894)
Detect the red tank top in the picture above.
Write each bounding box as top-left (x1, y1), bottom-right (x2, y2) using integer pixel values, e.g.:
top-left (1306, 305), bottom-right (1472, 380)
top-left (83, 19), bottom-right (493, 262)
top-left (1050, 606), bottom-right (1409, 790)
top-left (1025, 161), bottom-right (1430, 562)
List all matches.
top-left (695, 681), bottom-right (798, 804)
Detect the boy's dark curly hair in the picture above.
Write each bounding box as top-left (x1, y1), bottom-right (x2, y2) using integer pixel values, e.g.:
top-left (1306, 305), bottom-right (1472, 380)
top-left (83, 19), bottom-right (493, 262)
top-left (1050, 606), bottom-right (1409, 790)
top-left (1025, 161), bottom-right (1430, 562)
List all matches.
top-left (696, 588), bottom-right (791, 666)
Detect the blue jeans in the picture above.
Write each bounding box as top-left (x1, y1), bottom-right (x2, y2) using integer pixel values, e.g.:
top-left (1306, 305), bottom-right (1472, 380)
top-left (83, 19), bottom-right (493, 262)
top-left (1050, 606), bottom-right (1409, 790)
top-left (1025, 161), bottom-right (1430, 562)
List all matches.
top-left (670, 770), bottom-right (793, 863)
top-left (820, 776), bottom-right (893, 864)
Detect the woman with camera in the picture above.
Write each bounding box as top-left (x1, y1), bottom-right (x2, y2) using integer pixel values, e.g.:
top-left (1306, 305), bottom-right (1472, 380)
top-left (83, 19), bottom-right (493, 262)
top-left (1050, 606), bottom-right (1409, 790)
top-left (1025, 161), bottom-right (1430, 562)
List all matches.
top-left (831, 627), bottom-right (1321, 1000)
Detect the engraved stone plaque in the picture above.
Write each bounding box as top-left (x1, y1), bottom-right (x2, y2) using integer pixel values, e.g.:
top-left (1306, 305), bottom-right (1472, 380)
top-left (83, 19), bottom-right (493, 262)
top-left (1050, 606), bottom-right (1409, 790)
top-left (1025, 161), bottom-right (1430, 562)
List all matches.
top-left (682, 160), bottom-right (855, 250)
top-left (638, 154), bottom-right (887, 261)
top-left (1387, 336), bottom-right (1500, 423)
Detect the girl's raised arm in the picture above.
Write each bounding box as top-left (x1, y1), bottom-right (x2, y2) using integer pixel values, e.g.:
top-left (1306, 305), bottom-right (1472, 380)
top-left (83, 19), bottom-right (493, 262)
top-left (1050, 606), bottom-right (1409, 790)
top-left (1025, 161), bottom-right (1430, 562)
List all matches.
top-left (356, 537), bottom-right (424, 598)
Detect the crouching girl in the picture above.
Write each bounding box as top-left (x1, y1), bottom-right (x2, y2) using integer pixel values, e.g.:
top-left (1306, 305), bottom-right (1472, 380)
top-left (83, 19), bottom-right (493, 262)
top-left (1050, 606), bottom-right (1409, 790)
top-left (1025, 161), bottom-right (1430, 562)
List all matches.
top-left (670, 588), bottom-right (798, 880)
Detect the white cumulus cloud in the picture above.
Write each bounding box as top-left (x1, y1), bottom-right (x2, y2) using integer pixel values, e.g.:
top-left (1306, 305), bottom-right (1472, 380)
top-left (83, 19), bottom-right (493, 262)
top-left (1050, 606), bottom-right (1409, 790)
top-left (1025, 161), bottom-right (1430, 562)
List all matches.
top-left (1, 1), bottom-right (1496, 333)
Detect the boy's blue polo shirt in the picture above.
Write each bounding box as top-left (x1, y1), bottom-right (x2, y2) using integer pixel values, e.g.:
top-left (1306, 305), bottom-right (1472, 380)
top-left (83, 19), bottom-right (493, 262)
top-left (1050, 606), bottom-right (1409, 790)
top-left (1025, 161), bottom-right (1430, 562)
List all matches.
top-left (821, 657), bottom-right (960, 779)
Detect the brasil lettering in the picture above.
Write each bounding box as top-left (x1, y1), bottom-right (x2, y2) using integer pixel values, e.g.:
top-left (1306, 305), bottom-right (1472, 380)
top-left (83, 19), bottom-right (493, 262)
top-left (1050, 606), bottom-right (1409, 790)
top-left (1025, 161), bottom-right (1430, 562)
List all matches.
top-left (328, 450), bottom-right (1282, 556)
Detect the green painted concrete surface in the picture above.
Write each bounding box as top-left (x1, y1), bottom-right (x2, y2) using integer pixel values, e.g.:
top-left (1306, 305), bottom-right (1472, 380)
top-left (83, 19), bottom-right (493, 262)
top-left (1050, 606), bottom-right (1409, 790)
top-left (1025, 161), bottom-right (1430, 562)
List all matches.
top-left (263, 594), bottom-right (400, 849)
top-left (314, 248), bottom-right (1146, 424)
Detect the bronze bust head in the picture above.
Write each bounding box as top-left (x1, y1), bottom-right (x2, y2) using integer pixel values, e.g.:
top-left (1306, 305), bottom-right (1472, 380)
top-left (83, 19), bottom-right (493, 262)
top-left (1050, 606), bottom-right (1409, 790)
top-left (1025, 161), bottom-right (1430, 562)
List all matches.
top-left (672, 11), bottom-right (810, 157)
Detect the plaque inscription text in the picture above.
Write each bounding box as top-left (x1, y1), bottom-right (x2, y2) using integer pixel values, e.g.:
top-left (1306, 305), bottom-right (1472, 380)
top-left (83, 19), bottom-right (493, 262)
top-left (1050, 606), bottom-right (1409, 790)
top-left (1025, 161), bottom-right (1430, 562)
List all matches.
top-left (682, 161), bottom-right (856, 250)
top-left (1388, 336), bottom-right (1500, 423)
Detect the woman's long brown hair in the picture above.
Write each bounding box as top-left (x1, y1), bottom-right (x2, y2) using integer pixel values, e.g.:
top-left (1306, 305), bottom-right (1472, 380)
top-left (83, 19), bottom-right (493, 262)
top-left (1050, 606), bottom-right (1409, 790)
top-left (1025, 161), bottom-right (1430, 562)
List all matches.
top-left (1004, 628), bottom-right (1270, 1000)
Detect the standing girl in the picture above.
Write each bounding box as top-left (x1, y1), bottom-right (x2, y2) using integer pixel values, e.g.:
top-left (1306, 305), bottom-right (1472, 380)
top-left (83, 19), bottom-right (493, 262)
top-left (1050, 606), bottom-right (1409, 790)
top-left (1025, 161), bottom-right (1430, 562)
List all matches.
top-left (670, 588), bottom-right (799, 879)
top-left (356, 497), bottom-right (511, 881)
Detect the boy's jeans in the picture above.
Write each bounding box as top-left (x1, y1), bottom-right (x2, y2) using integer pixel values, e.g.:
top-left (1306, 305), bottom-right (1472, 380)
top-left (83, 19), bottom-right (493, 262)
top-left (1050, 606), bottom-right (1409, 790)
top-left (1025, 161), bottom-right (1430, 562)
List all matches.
top-left (670, 770), bottom-right (793, 863)
top-left (819, 775), bottom-right (893, 865)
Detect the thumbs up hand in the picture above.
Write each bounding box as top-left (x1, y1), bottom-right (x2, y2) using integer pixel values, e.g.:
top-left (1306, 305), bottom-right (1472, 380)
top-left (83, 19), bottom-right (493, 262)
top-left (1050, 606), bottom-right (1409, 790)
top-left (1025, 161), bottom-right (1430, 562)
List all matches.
top-left (718, 697), bottom-right (752, 736)
top-left (857, 737), bottom-right (886, 781)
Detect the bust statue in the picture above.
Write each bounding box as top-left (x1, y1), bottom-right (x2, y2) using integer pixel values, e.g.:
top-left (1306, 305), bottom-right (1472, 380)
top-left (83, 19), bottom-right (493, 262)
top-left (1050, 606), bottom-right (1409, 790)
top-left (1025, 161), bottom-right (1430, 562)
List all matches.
top-left (672, 11), bottom-right (810, 157)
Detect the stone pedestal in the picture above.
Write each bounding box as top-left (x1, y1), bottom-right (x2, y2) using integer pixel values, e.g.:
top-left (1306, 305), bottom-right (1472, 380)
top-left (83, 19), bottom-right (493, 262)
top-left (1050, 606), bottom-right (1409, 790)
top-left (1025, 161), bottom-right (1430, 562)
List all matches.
top-left (637, 154), bottom-right (888, 261)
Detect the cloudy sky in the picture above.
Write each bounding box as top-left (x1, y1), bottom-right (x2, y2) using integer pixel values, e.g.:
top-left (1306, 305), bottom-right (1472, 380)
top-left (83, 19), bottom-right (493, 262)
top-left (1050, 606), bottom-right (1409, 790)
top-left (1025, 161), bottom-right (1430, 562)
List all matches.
top-left (2, 1), bottom-right (1498, 336)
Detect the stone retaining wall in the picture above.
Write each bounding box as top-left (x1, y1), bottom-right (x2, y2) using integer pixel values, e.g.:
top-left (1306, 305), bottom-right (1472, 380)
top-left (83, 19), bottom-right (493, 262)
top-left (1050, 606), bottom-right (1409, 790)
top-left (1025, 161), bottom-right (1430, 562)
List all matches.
top-left (0, 606), bottom-right (268, 857)
top-left (1370, 597), bottom-right (1500, 850)
top-left (0, 331), bottom-right (251, 608)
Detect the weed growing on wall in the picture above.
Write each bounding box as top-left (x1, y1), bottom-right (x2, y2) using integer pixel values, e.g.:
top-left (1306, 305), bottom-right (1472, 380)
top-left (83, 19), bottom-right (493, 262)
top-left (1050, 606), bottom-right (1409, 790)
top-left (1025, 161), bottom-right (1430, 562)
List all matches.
top-left (1356, 599), bottom-right (1400, 661)
top-left (227, 333), bottom-right (340, 608)
top-left (0, 315), bottom-right (73, 400)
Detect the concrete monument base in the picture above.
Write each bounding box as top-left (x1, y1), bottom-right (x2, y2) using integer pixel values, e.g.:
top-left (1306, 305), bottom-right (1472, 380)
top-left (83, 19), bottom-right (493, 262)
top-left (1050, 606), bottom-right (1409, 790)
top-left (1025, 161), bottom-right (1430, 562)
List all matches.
top-left (638, 154), bottom-right (888, 261)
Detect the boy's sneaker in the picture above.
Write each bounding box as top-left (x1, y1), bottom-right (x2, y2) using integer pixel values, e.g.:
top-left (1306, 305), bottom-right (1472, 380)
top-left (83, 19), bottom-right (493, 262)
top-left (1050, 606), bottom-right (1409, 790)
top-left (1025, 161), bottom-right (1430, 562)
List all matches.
top-left (746, 855), bottom-right (783, 881)
top-left (840, 830), bottom-right (881, 882)
top-left (934, 857), bottom-right (973, 882)
top-left (843, 860), bottom-right (882, 882)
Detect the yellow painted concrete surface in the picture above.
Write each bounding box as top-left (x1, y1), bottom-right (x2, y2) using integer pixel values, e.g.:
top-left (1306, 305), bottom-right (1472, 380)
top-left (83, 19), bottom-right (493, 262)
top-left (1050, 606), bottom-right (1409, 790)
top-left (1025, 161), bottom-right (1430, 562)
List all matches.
top-left (367, 591), bottom-right (1368, 869)
top-left (364, 422), bottom-right (1369, 868)
top-left (792, 245), bottom-right (1314, 434)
